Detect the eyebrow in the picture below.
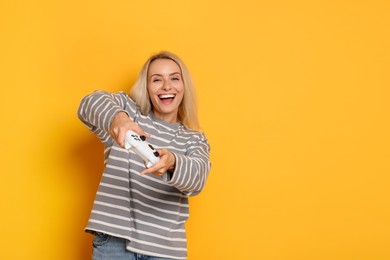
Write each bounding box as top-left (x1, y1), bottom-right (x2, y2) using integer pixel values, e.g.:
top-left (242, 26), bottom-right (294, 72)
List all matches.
top-left (150, 72), bottom-right (181, 77)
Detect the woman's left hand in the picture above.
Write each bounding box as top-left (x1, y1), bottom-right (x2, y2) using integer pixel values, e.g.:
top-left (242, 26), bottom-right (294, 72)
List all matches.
top-left (141, 148), bottom-right (176, 177)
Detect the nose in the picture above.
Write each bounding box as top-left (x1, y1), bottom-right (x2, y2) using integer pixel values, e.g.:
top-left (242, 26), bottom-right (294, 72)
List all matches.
top-left (162, 79), bottom-right (172, 90)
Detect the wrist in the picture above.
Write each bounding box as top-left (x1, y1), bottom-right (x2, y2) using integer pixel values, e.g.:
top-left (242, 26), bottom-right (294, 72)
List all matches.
top-left (115, 111), bottom-right (129, 121)
top-left (110, 111), bottom-right (129, 129)
top-left (167, 152), bottom-right (176, 173)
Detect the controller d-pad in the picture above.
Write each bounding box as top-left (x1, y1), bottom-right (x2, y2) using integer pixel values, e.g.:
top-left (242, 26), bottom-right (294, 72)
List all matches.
top-left (140, 135), bottom-right (146, 141)
top-left (153, 151), bottom-right (160, 157)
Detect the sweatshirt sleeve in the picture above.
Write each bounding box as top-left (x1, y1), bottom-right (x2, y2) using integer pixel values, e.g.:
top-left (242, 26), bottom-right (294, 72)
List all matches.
top-left (167, 133), bottom-right (211, 197)
top-left (77, 90), bottom-right (138, 145)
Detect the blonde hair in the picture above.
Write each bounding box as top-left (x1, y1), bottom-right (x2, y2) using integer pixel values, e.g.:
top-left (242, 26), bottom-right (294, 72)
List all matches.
top-left (130, 51), bottom-right (200, 130)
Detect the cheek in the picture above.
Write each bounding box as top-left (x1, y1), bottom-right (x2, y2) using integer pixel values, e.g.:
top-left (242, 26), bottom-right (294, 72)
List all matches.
top-left (147, 84), bottom-right (158, 96)
top-left (176, 82), bottom-right (184, 93)
top-left (177, 92), bottom-right (185, 103)
top-left (146, 88), bottom-right (156, 104)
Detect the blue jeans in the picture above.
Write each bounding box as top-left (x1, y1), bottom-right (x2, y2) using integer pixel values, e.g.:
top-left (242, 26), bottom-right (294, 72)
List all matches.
top-left (92, 232), bottom-right (174, 260)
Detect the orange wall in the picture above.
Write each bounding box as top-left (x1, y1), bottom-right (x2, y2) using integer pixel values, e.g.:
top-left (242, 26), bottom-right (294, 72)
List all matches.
top-left (1, 1), bottom-right (389, 259)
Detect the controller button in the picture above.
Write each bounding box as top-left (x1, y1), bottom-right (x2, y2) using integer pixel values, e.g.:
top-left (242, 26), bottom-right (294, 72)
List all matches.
top-left (148, 144), bottom-right (154, 149)
top-left (153, 151), bottom-right (160, 157)
top-left (140, 135), bottom-right (146, 141)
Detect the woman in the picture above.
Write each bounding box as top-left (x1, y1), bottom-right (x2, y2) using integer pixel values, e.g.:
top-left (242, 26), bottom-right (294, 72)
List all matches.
top-left (78, 51), bottom-right (211, 260)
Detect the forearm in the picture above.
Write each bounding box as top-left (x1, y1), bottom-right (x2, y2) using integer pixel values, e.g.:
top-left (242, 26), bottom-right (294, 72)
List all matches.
top-left (78, 90), bottom-right (128, 132)
top-left (167, 152), bottom-right (210, 196)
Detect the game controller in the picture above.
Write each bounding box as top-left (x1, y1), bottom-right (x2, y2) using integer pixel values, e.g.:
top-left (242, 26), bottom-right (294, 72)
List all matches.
top-left (124, 130), bottom-right (160, 168)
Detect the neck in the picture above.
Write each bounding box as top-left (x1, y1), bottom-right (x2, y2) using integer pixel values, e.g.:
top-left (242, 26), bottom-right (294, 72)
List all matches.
top-left (152, 111), bottom-right (178, 124)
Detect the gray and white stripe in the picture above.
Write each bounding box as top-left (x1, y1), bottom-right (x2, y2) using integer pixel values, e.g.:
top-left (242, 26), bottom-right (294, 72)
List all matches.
top-left (78, 91), bottom-right (211, 259)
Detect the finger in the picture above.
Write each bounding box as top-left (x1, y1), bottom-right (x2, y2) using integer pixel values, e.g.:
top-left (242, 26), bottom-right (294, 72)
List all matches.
top-left (111, 127), bottom-right (119, 139)
top-left (141, 162), bottom-right (157, 175)
top-left (141, 167), bottom-right (155, 175)
top-left (133, 125), bottom-right (151, 138)
top-left (156, 149), bottom-right (167, 158)
top-left (141, 163), bottom-right (164, 176)
top-left (117, 130), bottom-right (127, 147)
top-left (111, 127), bottom-right (123, 146)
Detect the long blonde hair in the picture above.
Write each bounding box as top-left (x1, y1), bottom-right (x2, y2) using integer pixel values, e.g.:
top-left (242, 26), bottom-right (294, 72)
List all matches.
top-left (130, 51), bottom-right (200, 130)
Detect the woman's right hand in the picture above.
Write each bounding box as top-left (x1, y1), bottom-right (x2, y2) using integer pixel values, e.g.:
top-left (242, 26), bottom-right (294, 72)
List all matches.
top-left (110, 112), bottom-right (150, 148)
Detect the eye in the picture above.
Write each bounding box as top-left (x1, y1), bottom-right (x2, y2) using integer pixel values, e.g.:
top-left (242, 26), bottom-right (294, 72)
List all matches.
top-left (152, 78), bottom-right (161, 82)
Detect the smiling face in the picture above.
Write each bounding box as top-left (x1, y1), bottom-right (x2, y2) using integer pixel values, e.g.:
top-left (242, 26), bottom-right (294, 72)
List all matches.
top-left (147, 58), bottom-right (184, 123)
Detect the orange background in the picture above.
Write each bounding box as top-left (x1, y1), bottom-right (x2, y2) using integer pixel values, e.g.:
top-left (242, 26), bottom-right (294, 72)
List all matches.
top-left (1, 1), bottom-right (389, 259)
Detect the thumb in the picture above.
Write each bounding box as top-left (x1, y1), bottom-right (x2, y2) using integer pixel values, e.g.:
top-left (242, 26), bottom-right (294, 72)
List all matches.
top-left (133, 125), bottom-right (151, 138)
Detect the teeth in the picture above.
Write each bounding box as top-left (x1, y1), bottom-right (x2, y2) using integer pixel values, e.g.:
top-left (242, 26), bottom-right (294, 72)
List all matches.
top-left (159, 94), bottom-right (175, 99)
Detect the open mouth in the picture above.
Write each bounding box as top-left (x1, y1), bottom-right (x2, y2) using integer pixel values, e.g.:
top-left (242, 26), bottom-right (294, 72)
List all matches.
top-left (158, 94), bottom-right (176, 104)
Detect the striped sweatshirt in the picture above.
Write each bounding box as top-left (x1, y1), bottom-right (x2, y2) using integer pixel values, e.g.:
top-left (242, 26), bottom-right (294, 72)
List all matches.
top-left (78, 91), bottom-right (211, 259)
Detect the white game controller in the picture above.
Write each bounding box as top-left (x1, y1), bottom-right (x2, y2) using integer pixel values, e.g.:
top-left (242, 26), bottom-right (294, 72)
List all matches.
top-left (124, 130), bottom-right (160, 168)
